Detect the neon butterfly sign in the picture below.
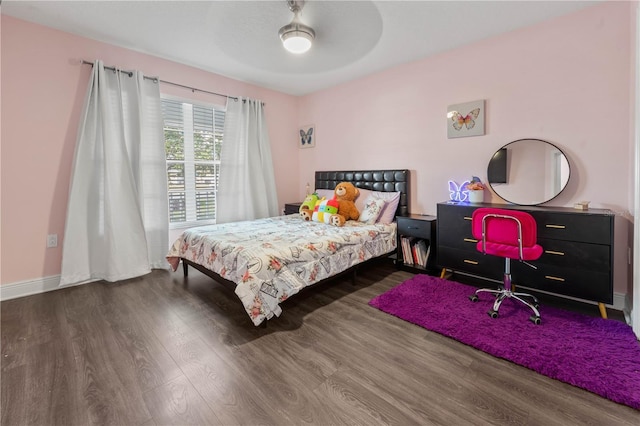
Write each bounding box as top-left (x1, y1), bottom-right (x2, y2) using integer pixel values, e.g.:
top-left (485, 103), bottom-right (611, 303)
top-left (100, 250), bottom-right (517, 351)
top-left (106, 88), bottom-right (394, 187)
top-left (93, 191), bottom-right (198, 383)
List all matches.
top-left (448, 180), bottom-right (470, 202)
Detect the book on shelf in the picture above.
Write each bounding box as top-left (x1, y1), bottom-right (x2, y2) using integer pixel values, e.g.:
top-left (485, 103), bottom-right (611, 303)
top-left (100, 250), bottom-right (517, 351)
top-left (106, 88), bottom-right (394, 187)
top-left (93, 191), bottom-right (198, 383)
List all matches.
top-left (414, 239), bottom-right (428, 267)
top-left (401, 237), bottom-right (431, 267)
top-left (424, 243), bottom-right (431, 267)
top-left (401, 236), bottom-right (413, 265)
top-left (401, 236), bottom-right (414, 265)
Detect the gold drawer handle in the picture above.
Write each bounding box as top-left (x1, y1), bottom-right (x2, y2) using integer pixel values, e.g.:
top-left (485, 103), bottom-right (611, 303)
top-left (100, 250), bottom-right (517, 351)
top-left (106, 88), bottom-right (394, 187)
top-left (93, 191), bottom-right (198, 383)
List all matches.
top-left (545, 275), bottom-right (565, 282)
top-left (545, 250), bottom-right (565, 256)
top-left (464, 216), bottom-right (472, 221)
top-left (463, 238), bottom-right (478, 243)
top-left (463, 259), bottom-right (479, 265)
top-left (545, 224), bottom-right (566, 229)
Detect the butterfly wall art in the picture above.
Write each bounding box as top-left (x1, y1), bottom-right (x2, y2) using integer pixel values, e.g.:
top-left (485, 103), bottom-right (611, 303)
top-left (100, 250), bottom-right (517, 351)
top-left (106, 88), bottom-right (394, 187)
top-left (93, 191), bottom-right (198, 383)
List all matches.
top-left (447, 99), bottom-right (485, 138)
top-left (299, 124), bottom-right (315, 149)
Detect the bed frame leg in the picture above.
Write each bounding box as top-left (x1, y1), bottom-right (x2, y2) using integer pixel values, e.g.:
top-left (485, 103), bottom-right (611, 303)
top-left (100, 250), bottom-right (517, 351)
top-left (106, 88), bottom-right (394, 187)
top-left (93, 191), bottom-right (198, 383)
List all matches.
top-left (182, 261), bottom-right (188, 277)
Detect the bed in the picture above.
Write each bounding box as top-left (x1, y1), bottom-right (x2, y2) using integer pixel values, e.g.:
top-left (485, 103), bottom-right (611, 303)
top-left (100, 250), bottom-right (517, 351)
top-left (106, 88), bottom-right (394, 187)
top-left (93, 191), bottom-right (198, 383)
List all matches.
top-left (167, 169), bottom-right (409, 325)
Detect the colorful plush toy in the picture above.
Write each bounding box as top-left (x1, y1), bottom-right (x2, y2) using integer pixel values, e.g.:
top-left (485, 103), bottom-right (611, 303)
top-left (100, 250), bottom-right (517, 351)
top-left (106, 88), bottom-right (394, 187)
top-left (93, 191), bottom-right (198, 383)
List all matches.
top-left (311, 198), bottom-right (339, 224)
top-left (332, 182), bottom-right (360, 225)
top-left (299, 192), bottom-right (319, 219)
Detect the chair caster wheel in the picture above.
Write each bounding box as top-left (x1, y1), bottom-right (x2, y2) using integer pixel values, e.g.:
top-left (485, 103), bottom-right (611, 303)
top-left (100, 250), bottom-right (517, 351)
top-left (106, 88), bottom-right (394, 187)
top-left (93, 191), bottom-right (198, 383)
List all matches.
top-left (530, 316), bottom-right (541, 325)
top-left (488, 310), bottom-right (499, 319)
top-left (469, 295), bottom-right (478, 302)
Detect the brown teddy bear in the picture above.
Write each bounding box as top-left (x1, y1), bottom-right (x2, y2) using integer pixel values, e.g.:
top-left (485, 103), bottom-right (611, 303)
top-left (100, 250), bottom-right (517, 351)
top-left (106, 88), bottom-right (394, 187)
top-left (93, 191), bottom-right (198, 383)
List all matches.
top-left (331, 182), bottom-right (360, 226)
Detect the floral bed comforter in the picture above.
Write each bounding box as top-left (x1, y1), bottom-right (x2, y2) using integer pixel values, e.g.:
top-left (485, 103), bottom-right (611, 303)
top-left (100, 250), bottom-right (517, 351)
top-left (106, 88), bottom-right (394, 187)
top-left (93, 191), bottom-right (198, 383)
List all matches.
top-left (167, 215), bottom-right (396, 325)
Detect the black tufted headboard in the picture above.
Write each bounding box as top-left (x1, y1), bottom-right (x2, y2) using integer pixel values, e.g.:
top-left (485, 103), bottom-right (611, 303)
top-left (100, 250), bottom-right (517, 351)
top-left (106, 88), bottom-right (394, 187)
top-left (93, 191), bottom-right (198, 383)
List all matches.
top-left (315, 169), bottom-right (410, 218)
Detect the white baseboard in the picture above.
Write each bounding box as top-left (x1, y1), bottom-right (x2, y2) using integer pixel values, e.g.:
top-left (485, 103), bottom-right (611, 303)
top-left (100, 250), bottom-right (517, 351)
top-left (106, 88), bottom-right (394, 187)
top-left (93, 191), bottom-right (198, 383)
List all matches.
top-left (613, 292), bottom-right (627, 313)
top-left (518, 285), bottom-right (627, 313)
top-left (452, 271), bottom-right (628, 313)
top-left (0, 275), bottom-right (63, 301)
top-left (0, 274), bottom-right (631, 317)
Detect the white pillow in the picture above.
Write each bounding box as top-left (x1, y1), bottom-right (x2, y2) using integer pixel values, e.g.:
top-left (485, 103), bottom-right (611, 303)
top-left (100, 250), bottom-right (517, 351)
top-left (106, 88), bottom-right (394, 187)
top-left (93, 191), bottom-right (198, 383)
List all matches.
top-left (355, 189), bottom-right (401, 224)
top-left (358, 197), bottom-right (386, 224)
top-left (314, 189), bottom-right (335, 200)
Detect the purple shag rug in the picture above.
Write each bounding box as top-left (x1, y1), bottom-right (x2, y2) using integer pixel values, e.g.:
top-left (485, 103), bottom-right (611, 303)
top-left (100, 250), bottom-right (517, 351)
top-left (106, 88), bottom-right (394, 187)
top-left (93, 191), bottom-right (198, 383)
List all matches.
top-left (369, 275), bottom-right (640, 410)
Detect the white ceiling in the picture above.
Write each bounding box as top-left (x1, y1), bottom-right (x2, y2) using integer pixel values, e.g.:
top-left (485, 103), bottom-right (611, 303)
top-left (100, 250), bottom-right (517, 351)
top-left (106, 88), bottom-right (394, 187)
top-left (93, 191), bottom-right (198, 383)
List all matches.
top-left (2, 0), bottom-right (600, 96)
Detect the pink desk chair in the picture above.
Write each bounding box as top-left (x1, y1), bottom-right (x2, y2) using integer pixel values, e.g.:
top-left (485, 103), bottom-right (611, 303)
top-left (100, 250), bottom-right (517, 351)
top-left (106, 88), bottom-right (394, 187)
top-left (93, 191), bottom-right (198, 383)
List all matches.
top-left (469, 208), bottom-right (544, 324)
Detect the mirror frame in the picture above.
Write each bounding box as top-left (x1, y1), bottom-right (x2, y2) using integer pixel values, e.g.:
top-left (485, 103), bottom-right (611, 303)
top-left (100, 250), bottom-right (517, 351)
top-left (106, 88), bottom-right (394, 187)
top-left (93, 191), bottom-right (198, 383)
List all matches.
top-left (487, 138), bottom-right (571, 206)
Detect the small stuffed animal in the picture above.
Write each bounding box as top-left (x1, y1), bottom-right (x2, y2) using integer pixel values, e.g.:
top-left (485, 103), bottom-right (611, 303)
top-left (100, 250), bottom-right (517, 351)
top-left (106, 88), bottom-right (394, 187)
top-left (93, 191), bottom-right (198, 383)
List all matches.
top-left (299, 193), bottom-right (319, 221)
top-left (300, 209), bottom-right (313, 221)
top-left (299, 192), bottom-right (319, 214)
top-left (332, 182), bottom-right (360, 225)
top-left (311, 198), bottom-right (339, 224)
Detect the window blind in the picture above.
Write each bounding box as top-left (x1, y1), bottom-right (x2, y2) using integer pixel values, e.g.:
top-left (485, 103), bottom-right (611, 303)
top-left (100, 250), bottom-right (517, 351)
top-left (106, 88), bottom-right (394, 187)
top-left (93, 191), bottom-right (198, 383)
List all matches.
top-left (162, 99), bottom-right (225, 225)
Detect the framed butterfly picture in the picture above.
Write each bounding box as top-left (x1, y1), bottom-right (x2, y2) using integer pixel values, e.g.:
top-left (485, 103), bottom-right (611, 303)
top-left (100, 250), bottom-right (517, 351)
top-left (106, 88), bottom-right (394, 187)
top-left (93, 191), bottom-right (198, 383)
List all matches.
top-left (299, 124), bottom-right (315, 149)
top-left (447, 99), bottom-right (485, 138)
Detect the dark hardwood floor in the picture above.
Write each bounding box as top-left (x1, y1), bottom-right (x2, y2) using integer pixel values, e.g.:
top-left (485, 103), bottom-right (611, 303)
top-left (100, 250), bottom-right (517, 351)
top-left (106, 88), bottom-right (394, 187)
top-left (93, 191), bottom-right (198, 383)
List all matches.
top-left (1, 259), bottom-right (638, 425)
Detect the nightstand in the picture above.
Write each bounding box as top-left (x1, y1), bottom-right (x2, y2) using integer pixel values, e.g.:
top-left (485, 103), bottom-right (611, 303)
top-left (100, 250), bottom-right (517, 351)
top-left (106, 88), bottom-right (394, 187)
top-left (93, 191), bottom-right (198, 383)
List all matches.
top-left (284, 202), bottom-right (302, 215)
top-left (396, 214), bottom-right (437, 273)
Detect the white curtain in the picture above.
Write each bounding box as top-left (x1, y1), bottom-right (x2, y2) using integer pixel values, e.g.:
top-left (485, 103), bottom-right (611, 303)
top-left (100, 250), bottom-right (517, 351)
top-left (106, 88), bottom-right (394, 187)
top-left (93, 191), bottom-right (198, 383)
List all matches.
top-left (60, 60), bottom-right (168, 286)
top-left (216, 97), bottom-right (279, 223)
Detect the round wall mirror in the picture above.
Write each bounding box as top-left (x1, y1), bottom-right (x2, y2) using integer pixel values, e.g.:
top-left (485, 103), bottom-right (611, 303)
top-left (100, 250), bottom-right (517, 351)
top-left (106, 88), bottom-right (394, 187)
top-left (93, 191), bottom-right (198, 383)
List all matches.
top-left (487, 139), bottom-right (570, 205)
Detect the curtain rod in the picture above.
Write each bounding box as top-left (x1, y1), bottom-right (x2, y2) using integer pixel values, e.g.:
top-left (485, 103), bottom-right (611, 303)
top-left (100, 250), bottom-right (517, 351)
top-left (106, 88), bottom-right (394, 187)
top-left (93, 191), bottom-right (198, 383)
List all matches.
top-left (81, 60), bottom-right (238, 101)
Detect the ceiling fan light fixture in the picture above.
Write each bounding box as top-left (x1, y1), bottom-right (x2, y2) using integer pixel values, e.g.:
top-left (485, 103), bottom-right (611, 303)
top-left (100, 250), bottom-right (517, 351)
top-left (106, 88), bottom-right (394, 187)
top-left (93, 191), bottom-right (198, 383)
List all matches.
top-left (279, 26), bottom-right (315, 54)
top-left (279, 1), bottom-right (315, 54)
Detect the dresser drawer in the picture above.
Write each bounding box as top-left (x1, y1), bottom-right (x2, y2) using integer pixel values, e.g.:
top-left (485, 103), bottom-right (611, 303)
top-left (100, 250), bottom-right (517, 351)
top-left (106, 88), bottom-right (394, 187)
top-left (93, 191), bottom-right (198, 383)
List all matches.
top-left (531, 211), bottom-right (612, 244)
top-left (438, 231), bottom-right (478, 252)
top-left (512, 263), bottom-right (612, 304)
top-left (437, 204), bottom-right (474, 229)
top-left (537, 238), bottom-right (610, 271)
top-left (437, 246), bottom-right (503, 281)
top-left (437, 203), bottom-right (475, 248)
top-left (397, 217), bottom-right (434, 239)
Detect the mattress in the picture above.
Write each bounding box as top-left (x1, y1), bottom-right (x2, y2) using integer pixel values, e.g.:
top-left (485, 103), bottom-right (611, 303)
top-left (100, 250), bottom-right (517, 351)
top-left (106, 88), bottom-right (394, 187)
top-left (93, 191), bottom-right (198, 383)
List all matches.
top-left (167, 214), bottom-right (397, 325)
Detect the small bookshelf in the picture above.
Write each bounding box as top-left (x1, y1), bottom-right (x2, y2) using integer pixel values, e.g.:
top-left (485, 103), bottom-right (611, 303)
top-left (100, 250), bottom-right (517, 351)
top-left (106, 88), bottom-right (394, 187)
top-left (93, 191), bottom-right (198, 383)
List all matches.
top-left (396, 214), bottom-right (437, 273)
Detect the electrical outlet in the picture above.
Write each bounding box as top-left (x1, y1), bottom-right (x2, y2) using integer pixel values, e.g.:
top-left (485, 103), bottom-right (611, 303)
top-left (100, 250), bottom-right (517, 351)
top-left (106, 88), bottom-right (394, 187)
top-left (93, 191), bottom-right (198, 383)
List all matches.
top-left (47, 234), bottom-right (58, 248)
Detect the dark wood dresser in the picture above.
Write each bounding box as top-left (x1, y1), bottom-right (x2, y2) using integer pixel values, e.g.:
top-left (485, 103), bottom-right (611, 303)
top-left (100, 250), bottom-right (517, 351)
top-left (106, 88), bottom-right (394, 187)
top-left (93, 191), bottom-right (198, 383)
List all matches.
top-left (436, 201), bottom-right (614, 317)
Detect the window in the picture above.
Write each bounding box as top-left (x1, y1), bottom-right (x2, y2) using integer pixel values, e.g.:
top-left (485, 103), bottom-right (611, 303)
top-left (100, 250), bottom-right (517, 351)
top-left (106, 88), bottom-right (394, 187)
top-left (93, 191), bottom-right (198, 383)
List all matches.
top-left (161, 98), bottom-right (225, 226)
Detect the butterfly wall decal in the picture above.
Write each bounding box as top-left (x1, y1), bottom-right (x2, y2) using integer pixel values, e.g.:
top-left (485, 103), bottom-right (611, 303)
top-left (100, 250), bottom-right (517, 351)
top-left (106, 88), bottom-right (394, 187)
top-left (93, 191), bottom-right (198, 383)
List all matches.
top-left (448, 180), bottom-right (470, 202)
top-left (299, 127), bottom-right (314, 147)
top-left (451, 108), bottom-right (480, 131)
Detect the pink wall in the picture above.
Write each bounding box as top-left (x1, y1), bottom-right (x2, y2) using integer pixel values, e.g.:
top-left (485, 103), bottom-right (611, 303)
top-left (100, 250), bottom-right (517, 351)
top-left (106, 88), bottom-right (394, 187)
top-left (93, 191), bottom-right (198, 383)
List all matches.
top-left (0, 16), bottom-right (299, 284)
top-left (297, 1), bottom-right (633, 294)
top-left (1, 2), bottom-right (635, 297)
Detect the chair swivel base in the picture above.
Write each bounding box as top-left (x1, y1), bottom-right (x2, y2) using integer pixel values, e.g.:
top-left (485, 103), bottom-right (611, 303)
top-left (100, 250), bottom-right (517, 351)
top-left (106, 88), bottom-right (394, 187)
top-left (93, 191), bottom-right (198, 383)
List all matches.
top-left (469, 287), bottom-right (541, 325)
